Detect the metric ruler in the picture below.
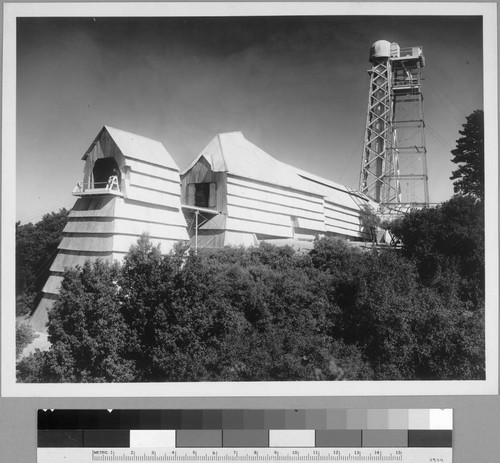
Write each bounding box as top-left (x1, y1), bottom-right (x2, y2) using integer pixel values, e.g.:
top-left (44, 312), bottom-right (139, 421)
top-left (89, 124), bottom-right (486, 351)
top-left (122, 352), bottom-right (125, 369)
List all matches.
top-left (39, 447), bottom-right (452, 463)
top-left (37, 409), bottom-right (453, 463)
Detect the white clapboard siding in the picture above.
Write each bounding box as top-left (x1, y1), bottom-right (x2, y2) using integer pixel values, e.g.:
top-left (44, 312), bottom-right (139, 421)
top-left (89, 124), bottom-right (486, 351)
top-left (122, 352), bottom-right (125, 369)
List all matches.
top-left (295, 217), bottom-right (327, 232)
top-left (223, 231), bottom-right (259, 247)
top-left (50, 252), bottom-right (112, 273)
top-left (129, 170), bottom-right (181, 193)
top-left (328, 219), bottom-right (363, 235)
top-left (325, 203), bottom-right (363, 226)
top-left (113, 234), bottom-right (182, 254)
top-left (331, 228), bottom-right (360, 239)
top-left (324, 213), bottom-right (362, 233)
top-left (325, 200), bottom-right (364, 221)
top-left (63, 219), bottom-right (115, 234)
top-left (42, 275), bottom-right (64, 294)
top-left (29, 297), bottom-right (56, 332)
top-left (227, 177), bottom-right (324, 212)
top-left (225, 217), bottom-right (293, 238)
top-left (226, 204), bottom-right (292, 228)
top-left (126, 185), bottom-right (181, 206)
top-left (114, 200), bottom-right (187, 227)
top-left (60, 232), bottom-right (186, 254)
top-left (324, 208), bottom-right (362, 228)
top-left (59, 235), bottom-right (114, 253)
top-left (113, 219), bottom-right (188, 239)
top-left (227, 194), bottom-right (324, 223)
top-left (324, 209), bottom-right (363, 232)
top-left (68, 197), bottom-right (116, 218)
top-left (322, 189), bottom-right (360, 210)
top-left (125, 158), bottom-right (180, 182)
top-left (68, 208), bottom-right (115, 219)
top-left (326, 222), bottom-right (362, 235)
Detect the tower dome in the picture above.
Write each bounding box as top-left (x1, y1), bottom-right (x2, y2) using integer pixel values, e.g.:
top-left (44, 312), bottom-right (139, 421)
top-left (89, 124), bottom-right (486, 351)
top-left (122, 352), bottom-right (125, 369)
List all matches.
top-left (369, 40), bottom-right (391, 62)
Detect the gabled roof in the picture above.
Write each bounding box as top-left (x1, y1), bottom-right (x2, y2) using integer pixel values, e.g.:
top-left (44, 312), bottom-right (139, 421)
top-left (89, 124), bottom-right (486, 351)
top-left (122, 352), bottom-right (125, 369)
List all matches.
top-left (182, 131), bottom-right (373, 207)
top-left (83, 126), bottom-right (179, 170)
top-left (182, 132), bottom-right (303, 189)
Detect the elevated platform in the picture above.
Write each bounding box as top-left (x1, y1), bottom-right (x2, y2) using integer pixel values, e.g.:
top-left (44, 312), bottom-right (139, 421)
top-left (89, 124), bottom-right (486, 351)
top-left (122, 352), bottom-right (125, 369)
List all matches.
top-left (72, 188), bottom-right (123, 197)
top-left (72, 177), bottom-right (123, 197)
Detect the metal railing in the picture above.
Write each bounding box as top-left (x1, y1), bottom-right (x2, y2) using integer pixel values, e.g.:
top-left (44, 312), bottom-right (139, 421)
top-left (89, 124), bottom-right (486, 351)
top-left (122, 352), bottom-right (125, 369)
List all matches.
top-left (398, 46), bottom-right (423, 58)
top-left (73, 176), bottom-right (121, 194)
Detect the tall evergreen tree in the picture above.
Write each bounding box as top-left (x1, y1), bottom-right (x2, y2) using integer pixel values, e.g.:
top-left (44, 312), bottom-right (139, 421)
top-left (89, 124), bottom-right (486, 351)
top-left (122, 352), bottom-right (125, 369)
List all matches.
top-left (450, 109), bottom-right (484, 199)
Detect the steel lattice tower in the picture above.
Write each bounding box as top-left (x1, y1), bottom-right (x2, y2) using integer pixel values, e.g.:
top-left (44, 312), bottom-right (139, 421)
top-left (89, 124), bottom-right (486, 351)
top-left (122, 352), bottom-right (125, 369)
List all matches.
top-left (360, 40), bottom-right (429, 210)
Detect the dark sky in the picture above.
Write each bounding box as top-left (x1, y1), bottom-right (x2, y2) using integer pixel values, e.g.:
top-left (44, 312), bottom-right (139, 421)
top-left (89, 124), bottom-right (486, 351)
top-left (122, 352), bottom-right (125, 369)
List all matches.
top-left (15, 14), bottom-right (483, 222)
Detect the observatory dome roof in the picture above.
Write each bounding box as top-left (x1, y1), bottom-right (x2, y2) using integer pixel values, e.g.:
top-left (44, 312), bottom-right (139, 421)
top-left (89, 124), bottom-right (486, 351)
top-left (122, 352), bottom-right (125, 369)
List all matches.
top-left (369, 40), bottom-right (392, 62)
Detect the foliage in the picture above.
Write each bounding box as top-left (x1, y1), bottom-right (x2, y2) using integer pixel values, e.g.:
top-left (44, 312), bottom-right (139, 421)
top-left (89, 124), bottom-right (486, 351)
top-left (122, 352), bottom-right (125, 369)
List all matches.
top-left (388, 195), bottom-right (484, 306)
top-left (16, 292), bottom-right (37, 318)
top-left (359, 204), bottom-right (381, 242)
top-left (18, 260), bottom-right (135, 382)
top-left (16, 208), bottom-right (68, 297)
top-left (16, 322), bottom-right (36, 359)
top-left (17, 231), bottom-right (485, 383)
top-left (450, 109), bottom-right (484, 199)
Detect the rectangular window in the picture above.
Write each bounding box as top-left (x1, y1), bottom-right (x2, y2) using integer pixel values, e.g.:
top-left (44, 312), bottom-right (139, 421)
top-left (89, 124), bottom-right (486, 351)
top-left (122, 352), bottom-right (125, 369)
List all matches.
top-left (195, 183), bottom-right (210, 207)
top-left (188, 182), bottom-right (216, 208)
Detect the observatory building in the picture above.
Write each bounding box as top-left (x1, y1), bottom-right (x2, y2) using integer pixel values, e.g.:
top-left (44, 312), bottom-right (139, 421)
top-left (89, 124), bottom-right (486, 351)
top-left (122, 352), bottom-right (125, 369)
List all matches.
top-left (29, 126), bottom-right (189, 332)
top-left (29, 127), bottom-right (377, 332)
top-left (27, 39), bottom-right (432, 335)
top-left (181, 132), bottom-right (375, 249)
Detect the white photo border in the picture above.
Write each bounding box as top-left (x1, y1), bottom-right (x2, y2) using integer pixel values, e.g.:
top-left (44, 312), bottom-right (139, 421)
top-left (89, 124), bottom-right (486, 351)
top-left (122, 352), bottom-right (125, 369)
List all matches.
top-left (2, 2), bottom-right (498, 397)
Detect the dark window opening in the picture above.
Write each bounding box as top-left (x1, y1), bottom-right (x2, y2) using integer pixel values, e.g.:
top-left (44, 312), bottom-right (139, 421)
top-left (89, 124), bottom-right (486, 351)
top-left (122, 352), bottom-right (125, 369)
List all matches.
top-left (92, 158), bottom-right (121, 189)
top-left (187, 182), bottom-right (216, 208)
top-left (195, 183), bottom-right (210, 208)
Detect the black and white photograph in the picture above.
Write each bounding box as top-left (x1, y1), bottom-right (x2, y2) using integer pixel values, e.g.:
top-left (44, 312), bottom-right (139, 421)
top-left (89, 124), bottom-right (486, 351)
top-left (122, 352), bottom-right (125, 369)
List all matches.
top-left (2, 2), bottom-right (497, 396)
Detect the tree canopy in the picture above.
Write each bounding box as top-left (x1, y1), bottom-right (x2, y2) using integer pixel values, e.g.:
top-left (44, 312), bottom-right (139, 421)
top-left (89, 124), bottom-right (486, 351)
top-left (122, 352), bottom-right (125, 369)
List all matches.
top-left (17, 233), bottom-right (485, 383)
top-left (388, 195), bottom-right (484, 307)
top-left (450, 109), bottom-right (484, 199)
top-left (16, 208), bottom-right (68, 316)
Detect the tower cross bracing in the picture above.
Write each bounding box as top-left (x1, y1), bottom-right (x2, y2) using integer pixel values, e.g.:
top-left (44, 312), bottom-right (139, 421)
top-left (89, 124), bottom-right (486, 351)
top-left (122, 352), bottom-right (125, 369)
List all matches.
top-left (360, 41), bottom-right (429, 210)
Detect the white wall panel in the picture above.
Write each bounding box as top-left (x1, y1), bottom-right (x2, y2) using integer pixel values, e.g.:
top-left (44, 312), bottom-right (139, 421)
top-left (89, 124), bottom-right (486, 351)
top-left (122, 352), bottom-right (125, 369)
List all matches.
top-left (223, 231), bottom-right (258, 247)
top-left (226, 204), bottom-right (291, 227)
top-left (295, 217), bottom-right (327, 232)
top-left (127, 184), bottom-right (181, 204)
top-left (324, 211), bottom-right (363, 232)
top-left (129, 170), bottom-right (181, 192)
top-left (227, 178), bottom-right (324, 212)
top-left (113, 234), bottom-right (183, 254)
top-left (50, 252), bottom-right (112, 273)
top-left (225, 217), bottom-right (293, 238)
top-left (41, 275), bottom-right (64, 294)
top-left (325, 200), bottom-right (364, 219)
top-left (114, 200), bottom-right (187, 226)
top-left (326, 223), bottom-right (362, 237)
top-left (63, 219), bottom-right (114, 234)
top-left (113, 219), bottom-right (188, 240)
top-left (227, 194), bottom-right (324, 222)
top-left (59, 235), bottom-right (114, 252)
top-left (126, 158), bottom-right (180, 182)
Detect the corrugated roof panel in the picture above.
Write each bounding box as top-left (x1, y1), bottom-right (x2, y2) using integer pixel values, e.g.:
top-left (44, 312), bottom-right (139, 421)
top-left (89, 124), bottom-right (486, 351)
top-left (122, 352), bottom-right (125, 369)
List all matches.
top-left (104, 126), bottom-right (179, 170)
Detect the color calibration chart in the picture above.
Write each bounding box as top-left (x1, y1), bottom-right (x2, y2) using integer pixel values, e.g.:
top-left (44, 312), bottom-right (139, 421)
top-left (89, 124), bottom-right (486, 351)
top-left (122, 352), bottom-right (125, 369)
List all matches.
top-left (38, 409), bottom-right (453, 463)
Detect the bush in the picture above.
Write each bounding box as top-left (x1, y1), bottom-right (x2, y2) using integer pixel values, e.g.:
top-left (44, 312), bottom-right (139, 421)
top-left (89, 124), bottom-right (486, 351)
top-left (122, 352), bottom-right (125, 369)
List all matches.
top-left (17, 233), bottom-right (484, 382)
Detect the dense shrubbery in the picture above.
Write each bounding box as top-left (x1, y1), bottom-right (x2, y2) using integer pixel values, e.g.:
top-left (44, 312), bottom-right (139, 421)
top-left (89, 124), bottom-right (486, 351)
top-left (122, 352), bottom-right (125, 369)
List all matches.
top-left (388, 195), bottom-right (484, 307)
top-left (17, 204), bottom-right (485, 382)
top-left (16, 208), bottom-right (69, 315)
